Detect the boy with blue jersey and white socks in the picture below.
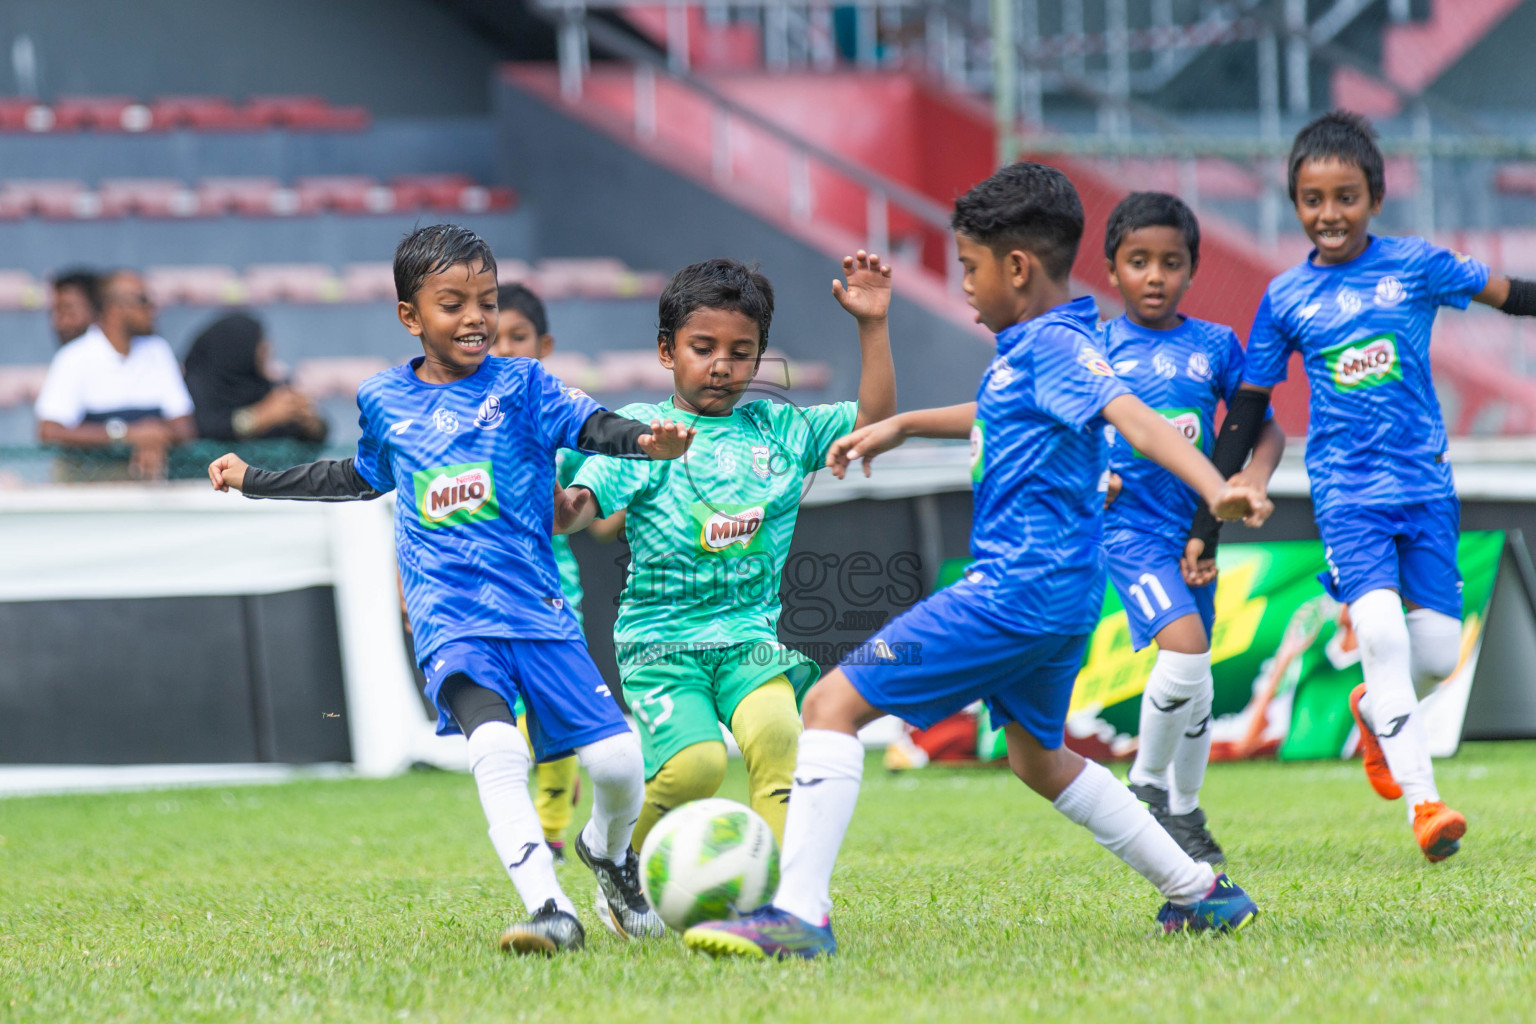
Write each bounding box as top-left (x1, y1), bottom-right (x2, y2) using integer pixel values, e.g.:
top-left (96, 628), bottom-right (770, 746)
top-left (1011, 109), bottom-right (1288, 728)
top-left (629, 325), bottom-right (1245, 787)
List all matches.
top-left (686, 164), bottom-right (1270, 960)
top-left (1099, 192), bottom-right (1286, 865)
top-left (208, 225), bottom-right (694, 954)
top-left (1203, 111), bottom-right (1536, 863)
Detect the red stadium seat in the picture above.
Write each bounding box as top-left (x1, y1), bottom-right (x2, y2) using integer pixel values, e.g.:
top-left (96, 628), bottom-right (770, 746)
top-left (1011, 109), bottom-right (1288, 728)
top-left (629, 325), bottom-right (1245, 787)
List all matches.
top-left (293, 176), bottom-right (392, 214)
top-left (243, 95), bottom-right (367, 131)
top-left (145, 265), bottom-right (245, 306)
top-left (0, 270), bottom-right (44, 311)
top-left (149, 95), bottom-right (250, 131)
top-left (536, 258), bottom-right (633, 298)
top-left (0, 180), bottom-right (99, 219)
top-left (0, 97), bottom-right (32, 131)
top-left (195, 177), bottom-right (287, 216)
top-left (98, 179), bottom-right (198, 218)
top-left (494, 259), bottom-right (535, 286)
top-left (244, 264), bottom-right (344, 303)
top-left (289, 357), bottom-right (393, 399)
top-left (0, 364), bottom-right (48, 407)
top-left (51, 95), bottom-right (148, 132)
top-left (390, 173), bottom-right (475, 210)
top-left (341, 262), bottom-right (397, 302)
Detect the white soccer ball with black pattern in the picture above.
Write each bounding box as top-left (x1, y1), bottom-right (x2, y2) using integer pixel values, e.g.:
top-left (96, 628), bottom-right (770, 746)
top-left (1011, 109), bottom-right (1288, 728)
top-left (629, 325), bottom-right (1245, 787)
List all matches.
top-left (638, 797), bottom-right (780, 933)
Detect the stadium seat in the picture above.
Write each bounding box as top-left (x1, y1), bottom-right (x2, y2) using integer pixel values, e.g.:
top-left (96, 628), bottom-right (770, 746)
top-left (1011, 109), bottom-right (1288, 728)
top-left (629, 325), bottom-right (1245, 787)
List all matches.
top-left (0, 97), bottom-right (33, 131)
top-left (341, 263), bottom-right (398, 303)
top-left (98, 178), bottom-right (199, 218)
top-left (597, 349), bottom-right (673, 390)
top-left (294, 176), bottom-right (393, 214)
top-left (390, 173), bottom-right (475, 211)
top-left (244, 264), bottom-right (344, 304)
top-left (244, 95), bottom-right (368, 131)
top-left (0, 364), bottom-right (47, 406)
top-left (149, 95), bottom-right (250, 131)
top-left (195, 177), bottom-right (286, 216)
top-left (145, 265), bottom-right (245, 306)
top-left (51, 96), bottom-right (150, 132)
top-left (0, 180), bottom-right (98, 219)
top-left (288, 357), bottom-right (393, 399)
top-left (0, 270), bottom-right (44, 311)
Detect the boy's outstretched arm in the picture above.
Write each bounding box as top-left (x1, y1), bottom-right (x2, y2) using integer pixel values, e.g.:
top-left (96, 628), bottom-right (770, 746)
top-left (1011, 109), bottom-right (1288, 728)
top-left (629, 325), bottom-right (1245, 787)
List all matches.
top-left (1102, 394), bottom-right (1269, 523)
top-left (826, 402), bottom-right (975, 479)
top-left (832, 251), bottom-right (897, 428)
top-left (208, 453), bottom-right (383, 501)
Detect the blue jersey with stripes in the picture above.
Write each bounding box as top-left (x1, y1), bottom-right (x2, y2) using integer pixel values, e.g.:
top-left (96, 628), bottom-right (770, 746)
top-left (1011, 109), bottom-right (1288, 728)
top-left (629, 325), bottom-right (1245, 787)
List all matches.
top-left (351, 355), bottom-right (604, 661)
top-left (966, 296), bottom-right (1131, 634)
top-left (1244, 235), bottom-right (1489, 514)
top-left (1104, 314), bottom-right (1245, 539)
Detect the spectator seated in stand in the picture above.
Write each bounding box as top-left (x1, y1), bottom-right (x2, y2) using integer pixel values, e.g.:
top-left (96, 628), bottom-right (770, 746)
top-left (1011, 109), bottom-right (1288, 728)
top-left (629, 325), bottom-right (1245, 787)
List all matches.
top-left (50, 267), bottom-right (100, 347)
top-left (183, 311), bottom-right (327, 444)
top-left (34, 268), bottom-right (196, 480)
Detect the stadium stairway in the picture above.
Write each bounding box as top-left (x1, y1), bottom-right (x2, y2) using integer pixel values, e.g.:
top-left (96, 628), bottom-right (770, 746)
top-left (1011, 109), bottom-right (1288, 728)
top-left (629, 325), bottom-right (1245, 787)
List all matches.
top-left (502, 60), bottom-right (1536, 436)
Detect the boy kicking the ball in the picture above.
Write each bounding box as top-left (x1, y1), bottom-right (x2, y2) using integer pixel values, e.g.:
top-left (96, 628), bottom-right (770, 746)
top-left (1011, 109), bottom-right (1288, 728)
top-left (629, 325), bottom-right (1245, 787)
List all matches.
top-left (686, 163), bottom-right (1268, 960)
top-left (208, 225), bottom-right (693, 954)
top-left (557, 253), bottom-right (895, 852)
top-left (1201, 111), bottom-right (1536, 862)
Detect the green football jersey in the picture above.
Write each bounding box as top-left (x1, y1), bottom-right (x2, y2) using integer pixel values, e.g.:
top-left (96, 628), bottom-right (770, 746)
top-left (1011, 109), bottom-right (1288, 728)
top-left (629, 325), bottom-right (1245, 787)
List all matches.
top-left (554, 449), bottom-right (586, 622)
top-left (572, 395), bottom-right (857, 673)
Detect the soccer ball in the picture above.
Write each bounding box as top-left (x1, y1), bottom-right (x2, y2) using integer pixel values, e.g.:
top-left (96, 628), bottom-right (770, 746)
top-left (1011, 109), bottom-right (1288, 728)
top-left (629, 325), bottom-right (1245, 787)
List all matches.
top-left (638, 798), bottom-right (780, 932)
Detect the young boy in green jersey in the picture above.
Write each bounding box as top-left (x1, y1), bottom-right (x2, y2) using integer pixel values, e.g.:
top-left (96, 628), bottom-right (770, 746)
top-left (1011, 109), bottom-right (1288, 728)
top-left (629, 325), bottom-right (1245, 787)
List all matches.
top-left (491, 283), bottom-right (624, 861)
top-left (559, 252), bottom-right (896, 847)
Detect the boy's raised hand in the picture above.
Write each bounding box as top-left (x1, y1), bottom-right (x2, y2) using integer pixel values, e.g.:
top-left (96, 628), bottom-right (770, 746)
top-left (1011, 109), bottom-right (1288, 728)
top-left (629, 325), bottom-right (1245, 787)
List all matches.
top-left (832, 250), bottom-right (892, 322)
top-left (826, 416), bottom-right (905, 479)
top-left (208, 452), bottom-right (249, 492)
top-left (639, 419), bottom-right (695, 461)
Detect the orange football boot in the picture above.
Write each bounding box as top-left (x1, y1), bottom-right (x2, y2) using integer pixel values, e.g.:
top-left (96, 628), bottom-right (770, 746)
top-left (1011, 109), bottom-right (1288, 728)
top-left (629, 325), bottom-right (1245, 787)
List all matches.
top-left (1413, 801), bottom-right (1467, 863)
top-left (1349, 684), bottom-right (1402, 800)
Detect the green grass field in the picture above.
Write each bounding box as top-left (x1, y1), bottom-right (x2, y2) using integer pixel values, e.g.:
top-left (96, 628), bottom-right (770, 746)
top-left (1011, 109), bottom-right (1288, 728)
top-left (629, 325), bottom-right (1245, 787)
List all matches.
top-left (3, 743), bottom-right (1535, 1023)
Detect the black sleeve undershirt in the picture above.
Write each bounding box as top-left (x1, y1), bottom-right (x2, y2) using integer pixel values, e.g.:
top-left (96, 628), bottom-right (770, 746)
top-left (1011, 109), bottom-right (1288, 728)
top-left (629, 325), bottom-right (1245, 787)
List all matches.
top-left (241, 457), bottom-right (382, 501)
top-left (1187, 389), bottom-right (1272, 557)
top-left (575, 410), bottom-right (650, 458)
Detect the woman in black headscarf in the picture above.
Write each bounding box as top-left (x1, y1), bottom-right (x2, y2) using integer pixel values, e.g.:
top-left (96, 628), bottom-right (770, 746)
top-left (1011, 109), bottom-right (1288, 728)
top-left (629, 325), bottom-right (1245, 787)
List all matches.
top-left (183, 312), bottom-right (327, 442)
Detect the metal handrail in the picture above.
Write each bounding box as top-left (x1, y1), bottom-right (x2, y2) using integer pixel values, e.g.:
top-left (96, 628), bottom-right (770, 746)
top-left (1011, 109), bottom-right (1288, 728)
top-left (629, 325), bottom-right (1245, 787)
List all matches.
top-left (541, 6), bottom-right (963, 290)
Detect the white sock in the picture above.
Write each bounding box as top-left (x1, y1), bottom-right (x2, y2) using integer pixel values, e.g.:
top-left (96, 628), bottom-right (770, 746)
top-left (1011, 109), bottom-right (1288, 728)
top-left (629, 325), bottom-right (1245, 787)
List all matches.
top-left (1406, 608), bottom-right (1462, 699)
top-left (575, 731), bottom-right (645, 861)
top-left (467, 721), bottom-right (573, 915)
top-left (1169, 680), bottom-right (1213, 816)
top-left (1053, 758), bottom-right (1214, 904)
top-left (1350, 589), bottom-right (1438, 807)
top-left (1128, 649), bottom-right (1211, 799)
top-left (772, 729), bottom-right (864, 925)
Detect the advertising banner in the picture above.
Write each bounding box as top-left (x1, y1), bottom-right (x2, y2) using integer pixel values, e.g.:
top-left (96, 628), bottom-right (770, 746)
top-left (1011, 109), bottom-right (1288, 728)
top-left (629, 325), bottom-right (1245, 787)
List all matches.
top-left (1059, 531), bottom-right (1505, 762)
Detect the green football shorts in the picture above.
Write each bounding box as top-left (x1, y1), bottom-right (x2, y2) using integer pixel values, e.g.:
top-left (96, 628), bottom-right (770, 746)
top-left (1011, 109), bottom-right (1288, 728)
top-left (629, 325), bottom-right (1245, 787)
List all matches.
top-left (622, 641), bottom-right (819, 779)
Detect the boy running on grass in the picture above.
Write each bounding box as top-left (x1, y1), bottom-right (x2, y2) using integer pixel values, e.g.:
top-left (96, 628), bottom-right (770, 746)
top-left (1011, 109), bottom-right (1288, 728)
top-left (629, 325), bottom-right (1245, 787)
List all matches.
top-left (208, 225), bottom-right (693, 954)
top-left (1198, 111), bottom-right (1536, 862)
top-left (558, 253), bottom-right (895, 850)
top-left (1100, 192), bottom-right (1286, 865)
top-left (686, 163), bottom-right (1269, 960)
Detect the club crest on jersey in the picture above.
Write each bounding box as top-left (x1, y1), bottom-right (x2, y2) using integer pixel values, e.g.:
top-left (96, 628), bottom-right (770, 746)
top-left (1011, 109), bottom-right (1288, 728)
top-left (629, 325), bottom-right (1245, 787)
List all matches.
top-left (432, 408), bottom-right (460, 433)
top-left (1153, 353), bottom-right (1178, 379)
top-left (987, 356), bottom-right (1015, 389)
top-left (1374, 276), bottom-right (1407, 307)
top-left (751, 445), bottom-right (772, 479)
top-left (1336, 288), bottom-right (1363, 317)
top-left (715, 447), bottom-right (737, 474)
top-left (693, 503), bottom-right (765, 554)
top-left (412, 462), bottom-right (499, 529)
top-left (474, 395), bottom-right (504, 429)
top-left (1186, 352), bottom-right (1211, 381)
top-left (1324, 332), bottom-right (1402, 391)
top-left (1078, 346), bottom-right (1115, 377)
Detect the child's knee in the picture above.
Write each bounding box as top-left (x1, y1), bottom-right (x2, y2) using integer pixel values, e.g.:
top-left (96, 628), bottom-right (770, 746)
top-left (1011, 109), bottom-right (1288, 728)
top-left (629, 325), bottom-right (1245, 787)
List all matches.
top-left (1407, 608), bottom-right (1462, 696)
top-left (576, 730), bottom-right (644, 788)
top-left (651, 741), bottom-right (728, 802)
top-left (731, 678), bottom-right (802, 770)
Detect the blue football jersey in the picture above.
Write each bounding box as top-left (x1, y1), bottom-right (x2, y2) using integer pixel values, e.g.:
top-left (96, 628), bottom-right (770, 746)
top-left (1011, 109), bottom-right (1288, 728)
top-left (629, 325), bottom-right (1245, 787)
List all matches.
top-left (351, 355), bottom-right (604, 661)
top-left (1244, 235), bottom-right (1489, 514)
top-left (1104, 315), bottom-right (1245, 538)
top-left (967, 296), bottom-right (1131, 634)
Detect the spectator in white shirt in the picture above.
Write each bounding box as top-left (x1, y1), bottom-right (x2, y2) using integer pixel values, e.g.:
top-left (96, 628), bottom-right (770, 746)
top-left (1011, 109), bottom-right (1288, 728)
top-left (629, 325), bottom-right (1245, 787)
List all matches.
top-left (35, 269), bottom-right (196, 479)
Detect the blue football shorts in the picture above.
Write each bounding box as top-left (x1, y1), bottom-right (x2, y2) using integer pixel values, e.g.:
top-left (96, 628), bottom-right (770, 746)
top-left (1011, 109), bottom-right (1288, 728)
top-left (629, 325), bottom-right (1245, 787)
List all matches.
top-left (1315, 497), bottom-right (1463, 619)
top-left (422, 637), bottom-right (629, 761)
top-left (839, 579), bottom-right (1090, 751)
top-left (1105, 528), bottom-right (1216, 651)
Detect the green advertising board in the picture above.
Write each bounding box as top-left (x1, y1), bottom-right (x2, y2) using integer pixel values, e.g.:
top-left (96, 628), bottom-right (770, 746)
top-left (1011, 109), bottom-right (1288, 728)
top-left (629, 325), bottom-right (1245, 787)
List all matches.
top-left (937, 531), bottom-right (1505, 762)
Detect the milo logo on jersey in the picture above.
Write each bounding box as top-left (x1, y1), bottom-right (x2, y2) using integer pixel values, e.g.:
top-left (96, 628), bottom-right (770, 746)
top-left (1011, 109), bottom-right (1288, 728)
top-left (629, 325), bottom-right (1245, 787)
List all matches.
top-left (413, 461), bottom-right (498, 529)
top-left (1324, 332), bottom-right (1402, 391)
top-left (1135, 408), bottom-right (1202, 457)
top-left (691, 502), bottom-right (767, 557)
top-left (969, 420), bottom-right (985, 483)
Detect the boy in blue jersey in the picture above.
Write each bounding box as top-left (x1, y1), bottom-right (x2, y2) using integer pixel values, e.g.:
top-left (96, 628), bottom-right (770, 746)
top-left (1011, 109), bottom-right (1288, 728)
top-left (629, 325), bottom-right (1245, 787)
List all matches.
top-left (1204, 112), bottom-right (1536, 863)
top-left (685, 163), bottom-right (1270, 960)
top-left (1100, 192), bottom-right (1286, 865)
top-left (207, 225), bottom-right (694, 954)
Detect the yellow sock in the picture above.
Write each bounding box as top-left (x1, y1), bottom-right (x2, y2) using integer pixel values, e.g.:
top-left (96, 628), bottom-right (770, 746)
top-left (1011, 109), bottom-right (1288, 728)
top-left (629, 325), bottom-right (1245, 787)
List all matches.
top-left (729, 676), bottom-right (802, 844)
top-left (631, 741), bottom-right (728, 852)
top-left (518, 717), bottom-right (578, 843)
